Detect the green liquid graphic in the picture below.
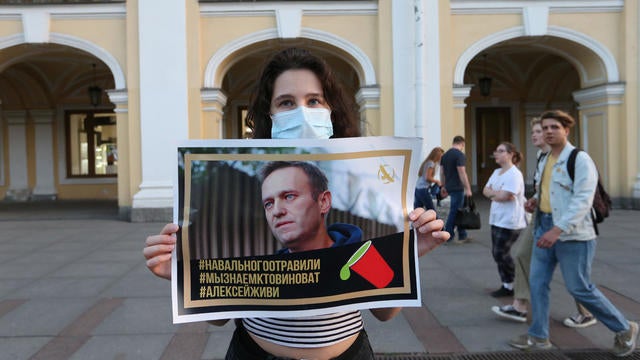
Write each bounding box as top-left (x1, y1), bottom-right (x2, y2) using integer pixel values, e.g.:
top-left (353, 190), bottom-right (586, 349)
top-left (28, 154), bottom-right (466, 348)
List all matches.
top-left (340, 240), bottom-right (372, 280)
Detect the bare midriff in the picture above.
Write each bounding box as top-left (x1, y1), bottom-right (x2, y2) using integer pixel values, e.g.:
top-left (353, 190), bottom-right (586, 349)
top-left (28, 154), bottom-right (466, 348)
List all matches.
top-left (249, 332), bottom-right (359, 360)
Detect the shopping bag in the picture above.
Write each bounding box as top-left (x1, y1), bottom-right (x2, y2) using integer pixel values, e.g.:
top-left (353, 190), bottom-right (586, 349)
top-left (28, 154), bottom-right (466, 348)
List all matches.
top-left (455, 196), bottom-right (481, 229)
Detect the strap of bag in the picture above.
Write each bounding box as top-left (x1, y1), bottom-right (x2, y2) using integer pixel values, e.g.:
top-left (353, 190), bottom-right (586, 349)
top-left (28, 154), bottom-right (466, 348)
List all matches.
top-left (466, 196), bottom-right (475, 210)
top-left (567, 148), bottom-right (579, 181)
top-left (533, 151), bottom-right (548, 189)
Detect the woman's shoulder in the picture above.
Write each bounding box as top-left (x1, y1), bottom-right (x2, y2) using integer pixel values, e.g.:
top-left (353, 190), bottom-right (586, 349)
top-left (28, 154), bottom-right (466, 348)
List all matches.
top-left (501, 168), bottom-right (524, 189)
top-left (505, 165), bottom-right (524, 178)
top-left (486, 168), bottom-right (501, 181)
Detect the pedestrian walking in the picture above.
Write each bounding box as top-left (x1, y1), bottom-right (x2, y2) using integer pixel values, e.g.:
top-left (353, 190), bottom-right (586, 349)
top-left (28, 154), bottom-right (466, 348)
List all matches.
top-left (508, 110), bottom-right (638, 357)
top-left (440, 136), bottom-right (473, 244)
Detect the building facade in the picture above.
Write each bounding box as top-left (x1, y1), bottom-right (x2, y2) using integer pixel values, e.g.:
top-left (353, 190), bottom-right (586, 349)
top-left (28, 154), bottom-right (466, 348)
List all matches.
top-left (1, 0), bottom-right (638, 221)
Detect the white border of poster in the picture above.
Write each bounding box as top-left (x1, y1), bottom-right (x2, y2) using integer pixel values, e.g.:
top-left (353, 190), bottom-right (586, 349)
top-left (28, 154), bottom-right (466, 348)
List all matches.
top-left (171, 136), bottom-right (423, 324)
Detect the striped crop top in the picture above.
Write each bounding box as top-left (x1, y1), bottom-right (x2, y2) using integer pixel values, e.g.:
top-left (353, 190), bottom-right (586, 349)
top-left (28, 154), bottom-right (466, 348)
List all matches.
top-left (242, 310), bottom-right (364, 348)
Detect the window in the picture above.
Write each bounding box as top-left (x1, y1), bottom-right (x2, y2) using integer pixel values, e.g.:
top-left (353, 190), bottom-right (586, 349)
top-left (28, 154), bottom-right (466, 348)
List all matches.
top-left (66, 111), bottom-right (117, 177)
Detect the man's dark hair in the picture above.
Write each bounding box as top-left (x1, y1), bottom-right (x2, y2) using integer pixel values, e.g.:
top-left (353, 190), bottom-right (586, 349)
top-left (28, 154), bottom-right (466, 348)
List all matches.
top-left (540, 110), bottom-right (575, 129)
top-left (453, 135), bottom-right (465, 144)
top-left (259, 161), bottom-right (329, 200)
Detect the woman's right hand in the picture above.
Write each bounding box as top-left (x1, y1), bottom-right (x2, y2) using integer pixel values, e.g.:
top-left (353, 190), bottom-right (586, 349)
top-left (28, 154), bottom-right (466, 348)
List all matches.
top-left (524, 197), bottom-right (538, 213)
top-left (143, 223), bottom-right (179, 280)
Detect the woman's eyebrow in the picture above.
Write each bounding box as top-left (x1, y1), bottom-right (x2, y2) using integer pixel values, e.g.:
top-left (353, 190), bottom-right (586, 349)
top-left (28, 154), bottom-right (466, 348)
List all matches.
top-left (271, 94), bottom-right (294, 103)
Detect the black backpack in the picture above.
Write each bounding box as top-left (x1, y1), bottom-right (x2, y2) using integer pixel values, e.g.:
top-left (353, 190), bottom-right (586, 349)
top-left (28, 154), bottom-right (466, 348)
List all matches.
top-left (566, 148), bottom-right (612, 234)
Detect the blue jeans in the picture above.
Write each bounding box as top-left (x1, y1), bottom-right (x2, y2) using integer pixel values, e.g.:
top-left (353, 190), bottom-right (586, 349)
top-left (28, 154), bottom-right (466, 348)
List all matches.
top-left (414, 187), bottom-right (435, 211)
top-left (444, 190), bottom-right (467, 240)
top-left (528, 212), bottom-right (629, 339)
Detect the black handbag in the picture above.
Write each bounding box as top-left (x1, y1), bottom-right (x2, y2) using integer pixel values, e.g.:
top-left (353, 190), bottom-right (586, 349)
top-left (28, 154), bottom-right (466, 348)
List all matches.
top-left (455, 196), bottom-right (481, 229)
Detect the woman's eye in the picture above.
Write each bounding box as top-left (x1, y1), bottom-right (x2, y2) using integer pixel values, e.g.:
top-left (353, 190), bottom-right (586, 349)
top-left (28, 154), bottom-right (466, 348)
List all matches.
top-left (308, 98), bottom-right (325, 107)
top-left (277, 99), bottom-right (295, 107)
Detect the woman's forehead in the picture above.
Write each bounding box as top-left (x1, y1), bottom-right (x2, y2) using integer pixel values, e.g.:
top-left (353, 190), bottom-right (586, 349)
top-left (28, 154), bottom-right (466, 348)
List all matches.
top-left (272, 69), bottom-right (322, 97)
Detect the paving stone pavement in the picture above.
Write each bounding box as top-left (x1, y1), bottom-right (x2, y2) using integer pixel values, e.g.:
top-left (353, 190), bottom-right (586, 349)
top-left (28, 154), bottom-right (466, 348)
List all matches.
top-left (0, 199), bottom-right (638, 360)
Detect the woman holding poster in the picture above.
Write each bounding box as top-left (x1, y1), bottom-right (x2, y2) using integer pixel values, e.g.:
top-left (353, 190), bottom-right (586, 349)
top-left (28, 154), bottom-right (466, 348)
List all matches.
top-left (144, 47), bottom-right (449, 360)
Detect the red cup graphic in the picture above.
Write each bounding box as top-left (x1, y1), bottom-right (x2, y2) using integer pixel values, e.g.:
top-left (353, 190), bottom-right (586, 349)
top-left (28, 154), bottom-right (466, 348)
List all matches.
top-left (340, 240), bottom-right (394, 289)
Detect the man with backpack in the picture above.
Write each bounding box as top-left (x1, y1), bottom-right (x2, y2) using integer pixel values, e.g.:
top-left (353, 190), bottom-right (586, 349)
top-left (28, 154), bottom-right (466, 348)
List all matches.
top-left (508, 110), bottom-right (638, 357)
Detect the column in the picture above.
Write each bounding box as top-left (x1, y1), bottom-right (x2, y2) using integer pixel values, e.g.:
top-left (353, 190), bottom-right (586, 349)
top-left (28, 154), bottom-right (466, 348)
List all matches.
top-left (415, 0), bottom-right (441, 150)
top-left (391, 0), bottom-right (415, 137)
top-left (573, 83), bottom-right (624, 203)
top-left (133, 0), bottom-right (189, 218)
top-left (31, 109), bottom-right (56, 199)
top-left (107, 88), bottom-right (130, 218)
top-left (5, 111), bottom-right (29, 201)
top-left (451, 85), bottom-right (473, 135)
top-left (355, 86), bottom-right (380, 136)
top-left (201, 88), bottom-right (227, 139)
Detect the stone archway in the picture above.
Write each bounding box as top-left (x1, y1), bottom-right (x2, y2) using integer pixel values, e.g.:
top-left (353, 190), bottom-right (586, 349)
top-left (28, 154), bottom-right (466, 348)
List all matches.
top-left (0, 42), bottom-right (117, 201)
top-left (454, 26), bottom-right (618, 86)
top-left (453, 27), bottom-right (616, 190)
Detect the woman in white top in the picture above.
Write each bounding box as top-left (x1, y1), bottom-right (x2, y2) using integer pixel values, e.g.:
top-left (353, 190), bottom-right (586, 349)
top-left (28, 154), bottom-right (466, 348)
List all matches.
top-left (483, 142), bottom-right (527, 298)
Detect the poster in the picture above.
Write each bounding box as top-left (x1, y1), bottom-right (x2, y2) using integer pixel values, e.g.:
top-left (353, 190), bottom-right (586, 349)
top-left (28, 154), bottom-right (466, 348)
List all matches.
top-left (172, 136), bottom-right (423, 323)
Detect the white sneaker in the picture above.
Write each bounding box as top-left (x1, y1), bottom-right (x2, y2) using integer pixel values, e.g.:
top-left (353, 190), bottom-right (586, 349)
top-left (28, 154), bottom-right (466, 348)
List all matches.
top-left (563, 314), bottom-right (597, 328)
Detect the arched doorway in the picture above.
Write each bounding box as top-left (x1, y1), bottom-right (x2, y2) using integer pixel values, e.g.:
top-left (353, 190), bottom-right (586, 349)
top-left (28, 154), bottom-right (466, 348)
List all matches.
top-left (462, 37), bottom-right (599, 190)
top-left (0, 43), bottom-right (116, 201)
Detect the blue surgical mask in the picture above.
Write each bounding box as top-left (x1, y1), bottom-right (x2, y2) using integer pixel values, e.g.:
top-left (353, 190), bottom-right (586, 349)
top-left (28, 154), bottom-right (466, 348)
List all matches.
top-left (270, 106), bottom-right (334, 139)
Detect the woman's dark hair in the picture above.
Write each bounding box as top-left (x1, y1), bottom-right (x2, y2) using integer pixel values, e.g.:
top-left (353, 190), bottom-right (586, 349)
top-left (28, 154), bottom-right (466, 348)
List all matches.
top-left (246, 47), bottom-right (360, 138)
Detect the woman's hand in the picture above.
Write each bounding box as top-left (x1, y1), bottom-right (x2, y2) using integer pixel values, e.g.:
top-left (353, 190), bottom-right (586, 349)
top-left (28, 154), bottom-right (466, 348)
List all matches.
top-left (525, 197), bottom-right (538, 213)
top-left (143, 223), bottom-right (178, 280)
top-left (409, 208), bottom-right (450, 256)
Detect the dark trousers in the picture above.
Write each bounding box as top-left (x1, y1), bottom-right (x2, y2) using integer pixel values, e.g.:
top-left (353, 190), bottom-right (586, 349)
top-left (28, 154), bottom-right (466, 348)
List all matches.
top-left (490, 225), bottom-right (521, 284)
top-left (444, 190), bottom-right (468, 240)
top-left (414, 187), bottom-right (435, 211)
top-left (225, 322), bottom-right (374, 360)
